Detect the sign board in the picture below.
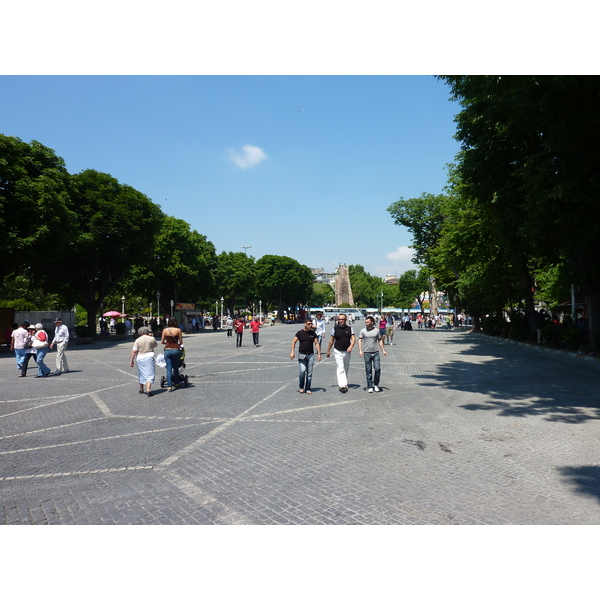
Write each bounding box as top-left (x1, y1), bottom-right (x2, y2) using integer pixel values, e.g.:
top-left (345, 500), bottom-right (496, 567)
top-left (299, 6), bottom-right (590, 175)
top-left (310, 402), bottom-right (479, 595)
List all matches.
top-left (175, 303), bottom-right (195, 310)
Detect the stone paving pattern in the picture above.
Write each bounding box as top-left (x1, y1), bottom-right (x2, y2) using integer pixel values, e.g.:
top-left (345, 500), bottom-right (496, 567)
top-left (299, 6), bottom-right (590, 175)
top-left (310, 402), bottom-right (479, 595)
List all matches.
top-left (1, 322), bottom-right (600, 524)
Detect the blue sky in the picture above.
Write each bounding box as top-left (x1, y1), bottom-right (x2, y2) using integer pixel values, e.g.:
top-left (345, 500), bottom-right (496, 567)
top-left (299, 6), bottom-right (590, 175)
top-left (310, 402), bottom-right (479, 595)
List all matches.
top-left (1, 75), bottom-right (460, 277)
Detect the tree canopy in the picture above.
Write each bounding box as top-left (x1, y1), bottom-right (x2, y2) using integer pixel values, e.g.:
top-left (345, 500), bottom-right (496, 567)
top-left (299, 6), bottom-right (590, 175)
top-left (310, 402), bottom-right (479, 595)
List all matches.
top-left (0, 135), bottom-right (73, 287)
top-left (215, 251), bottom-right (256, 316)
top-left (60, 169), bottom-right (165, 332)
top-left (124, 215), bottom-right (217, 315)
top-left (255, 255), bottom-right (313, 321)
top-left (440, 75), bottom-right (600, 348)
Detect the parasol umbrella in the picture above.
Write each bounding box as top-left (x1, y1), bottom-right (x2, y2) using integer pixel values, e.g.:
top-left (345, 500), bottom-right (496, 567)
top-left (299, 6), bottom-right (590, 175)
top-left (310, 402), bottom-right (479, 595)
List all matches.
top-left (103, 311), bottom-right (121, 317)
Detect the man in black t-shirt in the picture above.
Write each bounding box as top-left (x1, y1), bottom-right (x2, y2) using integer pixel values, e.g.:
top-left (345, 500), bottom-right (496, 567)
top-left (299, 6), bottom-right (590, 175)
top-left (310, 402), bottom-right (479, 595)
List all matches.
top-left (326, 314), bottom-right (356, 393)
top-left (290, 318), bottom-right (322, 394)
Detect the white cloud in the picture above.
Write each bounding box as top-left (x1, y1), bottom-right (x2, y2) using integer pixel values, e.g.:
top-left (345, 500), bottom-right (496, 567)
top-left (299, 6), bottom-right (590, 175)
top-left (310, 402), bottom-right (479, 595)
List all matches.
top-left (386, 246), bottom-right (415, 262)
top-left (372, 246), bottom-right (417, 277)
top-left (229, 144), bottom-right (267, 169)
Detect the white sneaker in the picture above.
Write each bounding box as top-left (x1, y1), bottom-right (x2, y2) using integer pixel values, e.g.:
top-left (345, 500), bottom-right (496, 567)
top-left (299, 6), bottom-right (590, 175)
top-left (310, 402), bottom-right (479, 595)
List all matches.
top-left (368, 388), bottom-right (374, 393)
top-left (374, 386), bottom-right (380, 392)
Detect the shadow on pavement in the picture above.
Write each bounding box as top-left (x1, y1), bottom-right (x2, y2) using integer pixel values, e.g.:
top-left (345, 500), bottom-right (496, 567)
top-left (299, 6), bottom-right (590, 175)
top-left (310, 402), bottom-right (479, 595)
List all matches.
top-left (558, 466), bottom-right (600, 504)
top-left (409, 333), bottom-right (600, 424)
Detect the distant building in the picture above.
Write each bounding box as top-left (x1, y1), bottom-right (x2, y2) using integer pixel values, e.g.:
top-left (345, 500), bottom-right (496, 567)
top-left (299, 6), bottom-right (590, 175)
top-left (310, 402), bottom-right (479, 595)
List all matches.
top-left (311, 267), bottom-right (336, 284)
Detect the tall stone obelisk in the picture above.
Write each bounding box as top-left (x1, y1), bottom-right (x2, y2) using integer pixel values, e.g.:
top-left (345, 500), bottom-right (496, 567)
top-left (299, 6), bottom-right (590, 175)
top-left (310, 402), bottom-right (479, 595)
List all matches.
top-left (335, 264), bottom-right (354, 306)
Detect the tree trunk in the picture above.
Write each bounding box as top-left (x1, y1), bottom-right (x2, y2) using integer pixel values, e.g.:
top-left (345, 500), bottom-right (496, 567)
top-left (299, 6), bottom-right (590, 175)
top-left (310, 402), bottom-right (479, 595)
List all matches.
top-left (429, 277), bottom-right (438, 315)
top-left (276, 288), bottom-right (285, 323)
top-left (520, 267), bottom-right (537, 341)
top-left (580, 277), bottom-right (600, 352)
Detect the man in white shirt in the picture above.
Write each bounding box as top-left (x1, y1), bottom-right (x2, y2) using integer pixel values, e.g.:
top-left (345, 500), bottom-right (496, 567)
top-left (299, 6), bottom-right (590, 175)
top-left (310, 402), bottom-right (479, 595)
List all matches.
top-left (10, 322), bottom-right (28, 372)
top-left (312, 311), bottom-right (327, 348)
top-left (50, 317), bottom-right (70, 374)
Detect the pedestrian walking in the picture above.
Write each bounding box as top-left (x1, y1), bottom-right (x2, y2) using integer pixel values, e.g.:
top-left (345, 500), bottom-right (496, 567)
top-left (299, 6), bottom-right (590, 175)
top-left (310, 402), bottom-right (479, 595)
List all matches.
top-left (235, 316), bottom-right (245, 347)
top-left (312, 311), bottom-right (326, 348)
top-left (386, 314), bottom-right (395, 345)
top-left (10, 322), bottom-right (28, 373)
top-left (33, 323), bottom-right (51, 377)
top-left (358, 316), bottom-right (387, 392)
top-left (378, 314), bottom-right (387, 345)
top-left (250, 316), bottom-right (261, 346)
top-left (326, 314), bottom-right (355, 393)
top-left (226, 316), bottom-right (233, 337)
top-left (290, 318), bottom-right (322, 394)
top-left (50, 317), bottom-right (70, 374)
top-left (445, 313), bottom-right (453, 330)
top-left (160, 317), bottom-right (183, 392)
top-left (130, 326), bottom-right (158, 396)
top-left (19, 325), bottom-right (38, 378)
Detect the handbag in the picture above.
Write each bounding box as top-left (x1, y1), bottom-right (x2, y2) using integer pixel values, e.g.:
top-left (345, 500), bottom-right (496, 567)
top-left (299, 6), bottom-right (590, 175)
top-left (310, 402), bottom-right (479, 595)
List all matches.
top-left (32, 335), bottom-right (49, 349)
top-left (24, 336), bottom-right (33, 350)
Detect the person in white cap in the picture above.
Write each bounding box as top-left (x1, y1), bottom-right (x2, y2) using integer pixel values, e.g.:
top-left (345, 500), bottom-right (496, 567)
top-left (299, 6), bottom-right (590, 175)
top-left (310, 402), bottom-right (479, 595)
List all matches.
top-left (50, 317), bottom-right (70, 374)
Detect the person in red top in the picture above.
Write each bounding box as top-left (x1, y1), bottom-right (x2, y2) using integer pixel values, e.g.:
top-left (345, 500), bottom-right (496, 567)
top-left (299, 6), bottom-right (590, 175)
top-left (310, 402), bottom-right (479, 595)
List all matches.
top-left (234, 316), bottom-right (245, 348)
top-left (249, 316), bottom-right (261, 347)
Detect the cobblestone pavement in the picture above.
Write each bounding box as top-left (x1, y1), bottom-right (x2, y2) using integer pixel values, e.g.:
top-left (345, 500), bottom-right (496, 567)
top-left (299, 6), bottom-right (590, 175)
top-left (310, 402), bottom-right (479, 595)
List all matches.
top-left (1, 323), bottom-right (600, 525)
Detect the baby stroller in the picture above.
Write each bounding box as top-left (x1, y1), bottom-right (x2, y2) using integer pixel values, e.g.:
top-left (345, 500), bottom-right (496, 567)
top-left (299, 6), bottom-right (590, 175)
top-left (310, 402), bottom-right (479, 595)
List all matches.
top-left (160, 346), bottom-right (189, 388)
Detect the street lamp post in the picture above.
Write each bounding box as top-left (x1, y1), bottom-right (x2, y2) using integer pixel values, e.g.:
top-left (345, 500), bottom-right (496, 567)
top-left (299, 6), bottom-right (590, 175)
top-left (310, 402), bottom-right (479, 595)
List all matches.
top-left (220, 297), bottom-right (224, 328)
top-left (240, 245), bottom-right (252, 254)
top-left (156, 291), bottom-right (161, 320)
top-left (259, 300), bottom-right (262, 321)
top-left (121, 295), bottom-right (125, 317)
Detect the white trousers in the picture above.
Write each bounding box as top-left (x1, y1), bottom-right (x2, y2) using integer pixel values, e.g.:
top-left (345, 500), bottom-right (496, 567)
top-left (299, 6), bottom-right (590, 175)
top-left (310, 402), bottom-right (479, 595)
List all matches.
top-left (333, 348), bottom-right (351, 388)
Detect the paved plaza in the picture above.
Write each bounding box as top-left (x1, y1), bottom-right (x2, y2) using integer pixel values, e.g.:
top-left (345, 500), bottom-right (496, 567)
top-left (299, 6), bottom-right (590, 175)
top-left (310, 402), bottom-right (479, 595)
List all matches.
top-left (1, 322), bottom-right (600, 525)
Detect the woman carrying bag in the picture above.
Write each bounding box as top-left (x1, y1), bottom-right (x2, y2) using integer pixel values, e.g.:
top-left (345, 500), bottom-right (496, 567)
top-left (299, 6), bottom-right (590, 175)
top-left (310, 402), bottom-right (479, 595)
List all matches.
top-left (160, 317), bottom-right (183, 392)
top-left (33, 323), bottom-right (51, 378)
top-left (130, 326), bottom-right (159, 397)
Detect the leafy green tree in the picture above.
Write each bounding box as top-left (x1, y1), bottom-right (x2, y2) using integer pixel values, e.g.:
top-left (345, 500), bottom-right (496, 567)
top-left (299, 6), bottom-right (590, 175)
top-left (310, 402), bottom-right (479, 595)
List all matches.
top-left (397, 269), bottom-right (430, 312)
top-left (57, 169), bottom-right (164, 334)
top-left (441, 75), bottom-right (600, 349)
top-left (126, 215), bottom-right (216, 313)
top-left (0, 272), bottom-right (65, 311)
top-left (387, 193), bottom-right (447, 265)
top-left (215, 251), bottom-right (256, 315)
top-left (425, 179), bottom-right (524, 327)
top-left (0, 135), bottom-right (74, 288)
top-left (387, 193), bottom-right (450, 313)
top-left (348, 264), bottom-right (383, 307)
top-left (308, 282), bottom-right (335, 307)
top-left (255, 255), bottom-right (313, 321)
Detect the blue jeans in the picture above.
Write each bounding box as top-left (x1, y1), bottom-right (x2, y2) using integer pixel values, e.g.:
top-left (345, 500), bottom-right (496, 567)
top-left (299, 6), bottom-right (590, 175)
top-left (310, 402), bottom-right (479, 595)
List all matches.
top-left (36, 346), bottom-right (51, 377)
top-left (15, 348), bottom-right (26, 369)
top-left (298, 353), bottom-right (315, 391)
top-left (164, 348), bottom-right (181, 387)
top-left (363, 352), bottom-right (381, 388)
